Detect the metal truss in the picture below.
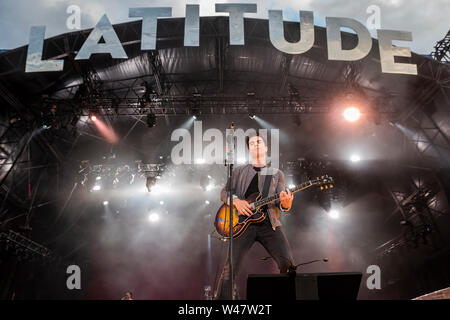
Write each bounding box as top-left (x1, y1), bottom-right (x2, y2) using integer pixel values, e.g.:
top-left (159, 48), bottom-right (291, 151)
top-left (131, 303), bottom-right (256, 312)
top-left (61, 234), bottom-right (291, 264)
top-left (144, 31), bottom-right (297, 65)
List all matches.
top-left (431, 30), bottom-right (450, 64)
top-left (0, 230), bottom-right (56, 261)
top-left (396, 54), bottom-right (450, 167)
top-left (377, 168), bottom-right (448, 258)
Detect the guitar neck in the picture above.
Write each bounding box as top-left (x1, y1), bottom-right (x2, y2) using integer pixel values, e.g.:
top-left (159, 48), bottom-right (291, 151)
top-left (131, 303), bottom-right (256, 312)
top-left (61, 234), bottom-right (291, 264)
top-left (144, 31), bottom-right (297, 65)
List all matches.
top-left (253, 180), bottom-right (316, 208)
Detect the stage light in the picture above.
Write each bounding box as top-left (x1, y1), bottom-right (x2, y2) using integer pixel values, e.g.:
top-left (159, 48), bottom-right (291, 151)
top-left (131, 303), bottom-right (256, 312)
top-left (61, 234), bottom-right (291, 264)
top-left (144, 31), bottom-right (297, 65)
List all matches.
top-left (343, 107), bottom-right (360, 122)
top-left (192, 108), bottom-right (200, 120)
top-left (148, 213), bottom-right (160, 223)
top-left (160, 201), bottom-right (164, 205)
top-left (350, 154), bottom-right (361, 162)
top-left (288, 184), bottom-right (295, 189)
top-left (329, 210), bottom-right (339, 219)
top-left (92, 185), bottom-right (101, 191)
top-left (206, 184), bottom-right (214, 191)
top-left (205, 200), bottom-right (210, 205)
top-left (90, 115), bottom-right (97, 122)
top-left (103, 201), bottom-right (109, 206)
top-left (196, 158), bottom-right (205, 164)
top-left (96, 176), bottom-right (102, 181)
top-left (249, 115), bottom-right (256, 120)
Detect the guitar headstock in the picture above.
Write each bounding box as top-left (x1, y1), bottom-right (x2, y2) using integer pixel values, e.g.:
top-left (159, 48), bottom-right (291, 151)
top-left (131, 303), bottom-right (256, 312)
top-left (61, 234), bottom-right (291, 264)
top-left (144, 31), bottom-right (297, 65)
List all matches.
top-left (287, 175), bottom-right (334, 193)
top-left (314, 174), bottom-right (334, 190)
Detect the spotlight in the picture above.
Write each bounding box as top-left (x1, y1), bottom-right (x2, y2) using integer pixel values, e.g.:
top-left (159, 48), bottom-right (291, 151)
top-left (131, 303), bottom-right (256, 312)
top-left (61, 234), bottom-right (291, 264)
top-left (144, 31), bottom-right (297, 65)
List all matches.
top-left (92, 185), bottom-right (101, 191)
top-left (350, 154), bottom-right (361, 162)
top-left (96, 176), bottom-right (102, 181)
top-left (103, 201), bottom-right (109, 206)
top-left (206, 184), bottom-right (214, 191)
top-left (192, 108), bottom-right (200, 120)
top-left (328, 210), bottom-right (339, 219)
top-left (196, 158), bottom-right (206, 164)
top-left (205, 200), bottom-right (210, 205)
top-left (343, 107), bottom-right (360, 122)
top-left (148, 213), bottom-right (160, 223)
top-left (288, 184), bottom-right (295, 189)
top-left (90, 114), bottom-right (97, 122)
top-left (249, 115), bottom-right (256, 120)
top-left (160, 201), bottom-right (164, 205)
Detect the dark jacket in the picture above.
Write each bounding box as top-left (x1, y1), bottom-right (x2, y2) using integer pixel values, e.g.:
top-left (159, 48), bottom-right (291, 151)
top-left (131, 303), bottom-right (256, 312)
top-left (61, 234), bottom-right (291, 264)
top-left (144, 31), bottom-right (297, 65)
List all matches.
top-left (220, 164), bottom-right (289, 230)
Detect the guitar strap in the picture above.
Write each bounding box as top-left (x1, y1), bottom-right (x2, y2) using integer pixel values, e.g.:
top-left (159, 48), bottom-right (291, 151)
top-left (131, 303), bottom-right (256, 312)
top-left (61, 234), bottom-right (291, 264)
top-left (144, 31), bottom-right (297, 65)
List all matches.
top-left (261, 173), bottom-right (272, 199)
top-left (259, 173), bottom-right (272, 218)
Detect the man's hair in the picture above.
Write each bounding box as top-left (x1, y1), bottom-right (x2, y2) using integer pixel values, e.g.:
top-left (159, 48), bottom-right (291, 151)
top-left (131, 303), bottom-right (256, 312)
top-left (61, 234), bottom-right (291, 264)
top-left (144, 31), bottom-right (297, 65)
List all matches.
top-left (245, 133), bottom-right (267, 149)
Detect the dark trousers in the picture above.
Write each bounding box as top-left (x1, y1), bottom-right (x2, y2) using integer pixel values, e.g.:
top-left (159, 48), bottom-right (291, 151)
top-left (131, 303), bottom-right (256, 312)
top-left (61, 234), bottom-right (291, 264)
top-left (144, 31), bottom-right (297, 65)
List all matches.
top-left (215, 217), bottom-right (294, 300)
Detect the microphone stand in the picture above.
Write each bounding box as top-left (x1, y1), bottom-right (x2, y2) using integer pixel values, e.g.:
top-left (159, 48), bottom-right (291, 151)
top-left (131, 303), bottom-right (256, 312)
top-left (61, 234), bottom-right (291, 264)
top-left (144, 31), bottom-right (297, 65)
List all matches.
top-left (225, 123), bottom-right (235, 300)
top-left (288, 258), bottom-right (329, 276)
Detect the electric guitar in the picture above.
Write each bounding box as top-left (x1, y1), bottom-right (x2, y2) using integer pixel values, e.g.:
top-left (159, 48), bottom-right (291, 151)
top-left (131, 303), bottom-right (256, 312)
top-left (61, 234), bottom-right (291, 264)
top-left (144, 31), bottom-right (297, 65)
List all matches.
top-left (214, 175), bottom-right (334, 239)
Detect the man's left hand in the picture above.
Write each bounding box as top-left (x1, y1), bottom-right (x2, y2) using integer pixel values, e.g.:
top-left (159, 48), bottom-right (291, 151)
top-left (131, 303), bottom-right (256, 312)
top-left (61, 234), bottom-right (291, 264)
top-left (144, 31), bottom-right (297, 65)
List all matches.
top-left (280, 188), bottom-right (294, 210)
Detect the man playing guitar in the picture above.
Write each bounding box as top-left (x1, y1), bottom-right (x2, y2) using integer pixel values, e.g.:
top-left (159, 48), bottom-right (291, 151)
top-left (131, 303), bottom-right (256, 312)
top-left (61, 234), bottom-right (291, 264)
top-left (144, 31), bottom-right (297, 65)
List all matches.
top-left (215, 132), bottom-right (295, 300)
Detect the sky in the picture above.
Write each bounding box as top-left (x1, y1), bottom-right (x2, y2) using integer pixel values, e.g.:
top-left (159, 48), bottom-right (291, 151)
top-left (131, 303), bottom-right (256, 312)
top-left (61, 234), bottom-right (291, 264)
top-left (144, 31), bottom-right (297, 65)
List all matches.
top-left (0, 0), bottom-right (448, 54)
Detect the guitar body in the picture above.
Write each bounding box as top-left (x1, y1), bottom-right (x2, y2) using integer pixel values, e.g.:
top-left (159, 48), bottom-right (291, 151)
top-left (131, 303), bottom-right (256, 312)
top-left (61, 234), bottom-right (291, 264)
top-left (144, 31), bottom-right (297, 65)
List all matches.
top-left (214, 192), bottom-right (267, 240)
top-left (213, 175), bottom-right (333, 240)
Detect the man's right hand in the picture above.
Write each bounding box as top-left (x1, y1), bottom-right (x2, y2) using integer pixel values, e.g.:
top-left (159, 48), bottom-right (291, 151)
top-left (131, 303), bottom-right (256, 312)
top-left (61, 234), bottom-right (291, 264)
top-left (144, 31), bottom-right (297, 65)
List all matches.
top-left (233, 199), bottom-right (253, 217)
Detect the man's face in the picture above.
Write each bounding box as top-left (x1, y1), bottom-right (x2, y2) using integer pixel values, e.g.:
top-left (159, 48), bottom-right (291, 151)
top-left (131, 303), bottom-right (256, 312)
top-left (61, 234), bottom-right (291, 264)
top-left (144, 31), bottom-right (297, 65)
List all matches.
top-left (248, 136), bottom-right (268, 160)
top-left (125, 293), bottom-right (132, 299)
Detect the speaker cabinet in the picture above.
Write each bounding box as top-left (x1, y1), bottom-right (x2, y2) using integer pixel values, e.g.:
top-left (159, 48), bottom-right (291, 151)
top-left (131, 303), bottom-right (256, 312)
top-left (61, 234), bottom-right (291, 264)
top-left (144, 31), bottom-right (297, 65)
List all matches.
top-left (247, 272), bottom-right (362, 300)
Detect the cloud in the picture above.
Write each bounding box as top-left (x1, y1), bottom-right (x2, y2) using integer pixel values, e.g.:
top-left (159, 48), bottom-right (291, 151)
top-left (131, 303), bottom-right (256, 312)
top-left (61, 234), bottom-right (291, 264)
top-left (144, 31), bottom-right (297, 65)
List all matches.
top-left (0, 0), bottom-right (447, 54)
